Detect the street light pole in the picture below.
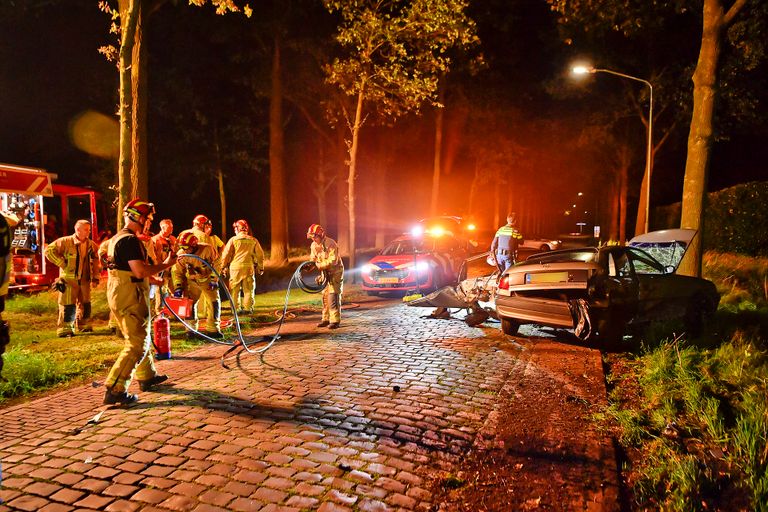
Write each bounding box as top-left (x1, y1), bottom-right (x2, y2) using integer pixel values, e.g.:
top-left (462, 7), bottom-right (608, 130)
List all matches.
top-left (572, 65), bottom-right (654, 233)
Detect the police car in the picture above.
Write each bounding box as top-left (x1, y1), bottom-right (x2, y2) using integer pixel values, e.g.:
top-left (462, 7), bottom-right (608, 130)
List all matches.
top-left (361, 232), bottom-right (470, 295)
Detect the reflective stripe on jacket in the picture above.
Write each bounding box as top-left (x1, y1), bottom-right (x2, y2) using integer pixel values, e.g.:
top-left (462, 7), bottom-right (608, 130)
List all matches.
top-left (44, 234), bottom-right (100, 281)
top-left (310, 237), bottom-right (344, 272)
top-left (221, 233), bottom-right (264, 272)
top-left (490, 225), bottom-right (522, 254)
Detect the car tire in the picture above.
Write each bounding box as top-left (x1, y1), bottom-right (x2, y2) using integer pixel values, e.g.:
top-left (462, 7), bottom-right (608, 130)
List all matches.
top-left (684, 293), bottom-right (715, 338)
top-left (500, 317), bottom-right (520, 336)
top-left (539, 244), bottom-right (550, 252)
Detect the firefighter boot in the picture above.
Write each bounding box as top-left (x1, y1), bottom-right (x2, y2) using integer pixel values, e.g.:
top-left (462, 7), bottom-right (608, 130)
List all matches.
top-left (104, 388), bottom-right (139, 405)
top-left (139, 374), bottom-right (169, 392)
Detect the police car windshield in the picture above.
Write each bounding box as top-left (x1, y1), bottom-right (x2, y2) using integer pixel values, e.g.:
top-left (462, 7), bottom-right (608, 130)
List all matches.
top-left (381, 237), bottom-right (436, 256)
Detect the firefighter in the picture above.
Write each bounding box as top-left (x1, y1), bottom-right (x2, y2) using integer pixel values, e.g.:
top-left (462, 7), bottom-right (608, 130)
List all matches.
top-left (307, 224), bottom-right (344, 329)
top-left (98, 232), bottom-right (120, 337)
top-left (220, 219), bottom-right (264, 314)
top-left (172, 231), bottom-right (223, 338)
top-left (103, 200), bottom-right (176, 405)
top-left (490, 212), bottom-right (523, 273)
top-left (0, 211), bottom-right (21, 379)
top-left (179, 214), bottom-right (215, 252)
top-left (44, 219), bottom-right (101, 337)
top-left (151, 219), bottom-right (177, 315)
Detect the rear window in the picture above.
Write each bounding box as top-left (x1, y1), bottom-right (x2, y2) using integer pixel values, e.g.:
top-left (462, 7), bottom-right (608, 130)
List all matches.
top-left (522, 249), bottom-right (598, 266)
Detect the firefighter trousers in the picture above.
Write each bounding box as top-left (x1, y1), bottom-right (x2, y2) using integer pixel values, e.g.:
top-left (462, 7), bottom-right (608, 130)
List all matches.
top-left (188, 281), bottom-right (221, 332)
top-left (229, 267), bottom-right (254, 312)
top-left (322, 269), bottom-right (344, 323)
top-left (104, 272), bottom-right (157, 393)
top-left (56, 277), bottom-right (92, 335)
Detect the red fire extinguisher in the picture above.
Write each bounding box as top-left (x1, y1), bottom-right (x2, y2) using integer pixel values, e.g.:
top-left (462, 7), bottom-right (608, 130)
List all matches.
top-left (153, 314), bottom-right (171, 360)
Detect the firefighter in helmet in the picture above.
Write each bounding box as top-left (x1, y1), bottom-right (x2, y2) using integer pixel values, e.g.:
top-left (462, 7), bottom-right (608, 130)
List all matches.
top-left (179, 214), bottom-right (216, 255)
top-left (44, 219), bottom-right (102, 337)
top-left (103, 199), bottom-right (177, 405)
top-left (172, 231), bottom-right (223, 338)
top-left (220, 219), bottom-right (265, 314)
top-left (307, 224), bottom-right (344, 329)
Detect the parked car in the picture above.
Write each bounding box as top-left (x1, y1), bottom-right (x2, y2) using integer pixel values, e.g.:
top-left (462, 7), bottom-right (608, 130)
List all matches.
top-left (519, 237), bottom-right (562, 252)
top-left (494, 229), bottom-right (719, 343)
top-left (361, 232), bottom-right (471, 295)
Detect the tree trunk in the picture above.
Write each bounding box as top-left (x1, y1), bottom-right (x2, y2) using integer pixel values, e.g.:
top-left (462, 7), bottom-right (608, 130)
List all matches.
top-left (492, 170), bottom-right (500, 230)
top-left (608, 178), bottom-right (619, 242)
top-left (347, 88), bottom-right (365, 274)
top-left (467, 160), bottom-right (480, 215)
top-left (678, 0), bottom-right (726, 277)
top-left (619, 164), bottom-right (628, 244)
top-left (117, 0), bottom-right (140, 229)
top-left (316, 145), bottom-right (328, 229)
top-left (430, 100), bottom-right (444, 216)
top-left (335, 129), bottom-right (349, 256)
top-left (373, 155), bottom-right (387, 249)
top-left (268, 37), bottom-right (289, 266)
top-left (214, 122), bottom-right (227, 240)
top-left (130, 1), bottom-right (148, 202)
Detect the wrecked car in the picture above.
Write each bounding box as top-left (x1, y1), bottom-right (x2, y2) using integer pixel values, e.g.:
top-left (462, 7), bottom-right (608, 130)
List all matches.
top-left (495, 229), bottom-right (719, 342)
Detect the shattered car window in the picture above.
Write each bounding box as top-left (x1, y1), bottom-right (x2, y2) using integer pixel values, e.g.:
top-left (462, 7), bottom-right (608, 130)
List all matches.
top-left (627, 247), bottom-right (666, 275)
top-left (628, 241), bottom-right (687, 271)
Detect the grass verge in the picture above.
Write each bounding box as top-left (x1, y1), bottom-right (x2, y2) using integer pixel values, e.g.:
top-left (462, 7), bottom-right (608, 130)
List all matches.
top-left (602, 251), bottom-right (768, 511)
top-left (0, 264), bottom-right (366, 405)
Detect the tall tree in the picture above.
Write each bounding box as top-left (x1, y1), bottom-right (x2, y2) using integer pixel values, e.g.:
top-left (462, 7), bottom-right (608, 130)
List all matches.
top-left (678, 0), bottom-right (748, 276)
top-left (102, 0), bottom-right (251, 227)
top-left (323, 0), bottom-right (478, 271)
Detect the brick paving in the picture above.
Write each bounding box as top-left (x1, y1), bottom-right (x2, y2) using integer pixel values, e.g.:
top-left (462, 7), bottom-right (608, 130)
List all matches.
top-left (1, 300), bottom-right (616, 511)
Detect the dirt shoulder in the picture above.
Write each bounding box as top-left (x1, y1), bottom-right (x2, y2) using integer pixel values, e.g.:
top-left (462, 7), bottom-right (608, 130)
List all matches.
top-left (431, 334), bottom-right (620, 511)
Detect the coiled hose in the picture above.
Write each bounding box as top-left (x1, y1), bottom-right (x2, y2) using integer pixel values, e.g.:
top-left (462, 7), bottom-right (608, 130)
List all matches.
top-left (160, 256), bottom-right (326, 367)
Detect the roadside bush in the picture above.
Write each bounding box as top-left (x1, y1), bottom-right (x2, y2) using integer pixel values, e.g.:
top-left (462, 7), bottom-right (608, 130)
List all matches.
top-left (654, 181), bottom-right (768, 257)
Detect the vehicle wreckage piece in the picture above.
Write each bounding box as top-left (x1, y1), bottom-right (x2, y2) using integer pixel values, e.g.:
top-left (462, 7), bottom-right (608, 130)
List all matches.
top-left (406, 272), bottom-right (499, 327)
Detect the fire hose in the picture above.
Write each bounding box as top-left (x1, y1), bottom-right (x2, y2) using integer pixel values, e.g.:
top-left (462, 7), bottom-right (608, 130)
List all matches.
top-left (159, 256), bottom-right (326, 368)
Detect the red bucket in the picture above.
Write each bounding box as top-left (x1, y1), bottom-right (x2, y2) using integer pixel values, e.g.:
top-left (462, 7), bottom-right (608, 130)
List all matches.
top-left (163, 297), bottom-right (194, 319)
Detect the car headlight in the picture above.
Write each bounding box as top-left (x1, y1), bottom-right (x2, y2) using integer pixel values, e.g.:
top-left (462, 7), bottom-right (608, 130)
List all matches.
top-left (415, 261), bottom-right (430, 273)
top-left (361, 264), bottom-right (373, 275)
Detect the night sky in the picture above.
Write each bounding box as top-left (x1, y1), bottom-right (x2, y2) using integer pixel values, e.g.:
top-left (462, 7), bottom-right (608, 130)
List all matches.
top-left (1, 1), bottom-right (766, 245)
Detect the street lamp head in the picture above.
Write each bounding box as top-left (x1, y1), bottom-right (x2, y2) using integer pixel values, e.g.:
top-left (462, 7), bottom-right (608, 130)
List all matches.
top-left (571, 65), bottom-right (595, 75)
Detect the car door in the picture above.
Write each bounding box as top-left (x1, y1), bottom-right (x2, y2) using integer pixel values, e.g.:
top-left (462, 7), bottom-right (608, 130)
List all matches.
top-left (603, 248), bottom-right (640, 319)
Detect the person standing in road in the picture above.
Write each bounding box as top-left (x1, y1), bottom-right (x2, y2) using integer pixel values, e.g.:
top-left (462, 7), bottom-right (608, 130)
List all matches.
top-left (44, 219), bottom-right (101, 337)
top-left (220, 219), bottom-right (264, 314)
top-left (490, 212), bottom-right (523, 273)
top-left (103, 200), bottom-right (176, 405)
top-left (0, 211), bottom-right (20, 378)
top-left (307, 224), bottom-right (344, 329)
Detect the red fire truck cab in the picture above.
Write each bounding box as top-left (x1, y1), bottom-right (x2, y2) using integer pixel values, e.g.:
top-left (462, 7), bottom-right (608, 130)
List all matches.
top-left (0, 163), bottom-right (110, 290)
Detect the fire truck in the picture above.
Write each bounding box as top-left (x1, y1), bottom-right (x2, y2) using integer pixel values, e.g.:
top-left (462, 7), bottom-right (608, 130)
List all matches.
top-left (0, 163), bottom-right (110, 290)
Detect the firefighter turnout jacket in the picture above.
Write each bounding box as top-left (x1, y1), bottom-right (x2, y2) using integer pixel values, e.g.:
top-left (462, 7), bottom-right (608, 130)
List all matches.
top-left (221, 232), bottom-right (264, 274)
top-left (45, 234), bottom-right (101, 283)
top-left (310, 237), bottom-right (344, 324)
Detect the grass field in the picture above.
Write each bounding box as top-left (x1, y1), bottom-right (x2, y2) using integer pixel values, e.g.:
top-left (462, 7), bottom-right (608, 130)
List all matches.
top-left (0, 264), bottom-right (368, 405)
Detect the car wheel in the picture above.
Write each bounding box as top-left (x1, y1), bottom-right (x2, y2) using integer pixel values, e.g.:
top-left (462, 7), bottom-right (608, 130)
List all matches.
top-left (684, 293), bottom-right (715, 338)
top-left (539, 244), bottom-right (550, 251)
top-left (500, 317), bottom-right (520, 336)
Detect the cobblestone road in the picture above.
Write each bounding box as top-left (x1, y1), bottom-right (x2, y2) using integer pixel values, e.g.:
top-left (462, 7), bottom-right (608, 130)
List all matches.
top-left (0, 300), bottom-right (615, 511)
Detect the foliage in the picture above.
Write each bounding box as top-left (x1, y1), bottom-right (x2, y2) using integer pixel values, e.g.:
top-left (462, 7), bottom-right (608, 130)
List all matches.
top-left (324, 0), bottom-right (479, 123)
top-left (655, 181), bottom-right (768, 257)
top-left (604, 250), bottom-right (768, 510)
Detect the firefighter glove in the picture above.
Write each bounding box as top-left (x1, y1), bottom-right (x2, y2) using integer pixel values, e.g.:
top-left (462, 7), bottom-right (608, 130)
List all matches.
top-left (257, 267), bottom-right (264, 276)
top-left (208, 280), bottom-right (218, 291)
top-left (173, 288), bottom-right (184, 298)
top-left (52, 278), bottom-right (67, 293)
